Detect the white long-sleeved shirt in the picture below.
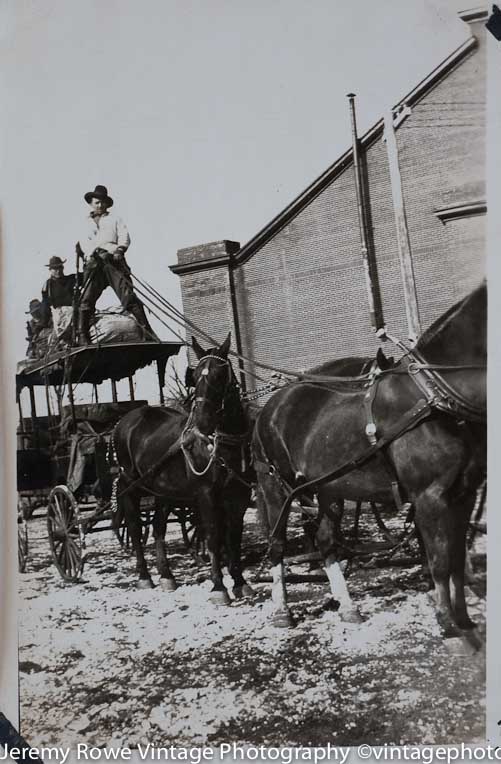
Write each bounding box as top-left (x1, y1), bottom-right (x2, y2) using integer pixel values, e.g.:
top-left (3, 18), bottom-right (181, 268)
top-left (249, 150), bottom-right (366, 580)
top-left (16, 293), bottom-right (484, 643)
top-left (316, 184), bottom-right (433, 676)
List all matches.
top-left (78, 210), bottom-right (131, 257)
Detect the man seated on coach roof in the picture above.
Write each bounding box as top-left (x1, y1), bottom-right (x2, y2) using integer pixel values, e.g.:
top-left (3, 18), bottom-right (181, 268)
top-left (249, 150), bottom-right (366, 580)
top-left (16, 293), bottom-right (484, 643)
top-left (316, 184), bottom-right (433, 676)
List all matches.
top-left (25, 298), bottom-right (50, 359)
top-left (76, 184), bottom-right (155, 345)
top-left (41, 256), bottom-right (79, 311)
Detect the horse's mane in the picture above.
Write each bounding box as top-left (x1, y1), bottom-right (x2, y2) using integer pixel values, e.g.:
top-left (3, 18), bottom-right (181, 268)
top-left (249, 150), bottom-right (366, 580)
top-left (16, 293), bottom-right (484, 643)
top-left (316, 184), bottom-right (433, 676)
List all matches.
top-left (417, 281), bottom-right (486, 350)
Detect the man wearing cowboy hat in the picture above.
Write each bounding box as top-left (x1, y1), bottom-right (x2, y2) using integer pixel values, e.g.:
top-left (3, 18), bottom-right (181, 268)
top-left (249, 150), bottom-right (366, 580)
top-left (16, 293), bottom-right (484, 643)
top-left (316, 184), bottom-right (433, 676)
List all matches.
top-left (25, 298), bottom-right (51, 359)
top-left (41, 256), bottom-right (78, 311)
top-left (41, 255), bottom-right (81, 346)
top-left (76, 184), bottom-right (154, 344)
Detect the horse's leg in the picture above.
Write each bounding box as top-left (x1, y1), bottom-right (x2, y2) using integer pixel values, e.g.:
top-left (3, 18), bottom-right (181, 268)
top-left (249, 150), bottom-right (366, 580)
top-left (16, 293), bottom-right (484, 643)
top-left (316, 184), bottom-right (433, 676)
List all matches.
top-left (315, 498), bottom-right (364, 623)
top-left (153, 502), bottom-right (177, 591)
top-left (449, 489), bottom-right (477, 631)
top-left (302, 504), bottom-right (323, 571)
top-left (413, 487), bottom-right (462, 636)
top-left (199, 488), bottom-right (230, 606)
top-left (255, 475), bottom-right (294, 628)
top-left (224, 484), bottom-right (254, 599)
top-left (120, 483), bottom-right (153, 589)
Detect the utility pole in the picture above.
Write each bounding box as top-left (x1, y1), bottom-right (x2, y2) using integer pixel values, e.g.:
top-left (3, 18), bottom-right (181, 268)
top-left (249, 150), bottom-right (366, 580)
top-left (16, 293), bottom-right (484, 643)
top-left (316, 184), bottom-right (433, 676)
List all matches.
top-left (347, 93), bottom-right (382, 331)
top-left (384, 110), bottom-right (421, 342)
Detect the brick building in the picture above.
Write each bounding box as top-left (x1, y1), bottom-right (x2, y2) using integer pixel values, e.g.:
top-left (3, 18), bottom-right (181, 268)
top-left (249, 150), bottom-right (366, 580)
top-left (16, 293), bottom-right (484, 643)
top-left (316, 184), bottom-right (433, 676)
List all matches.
top-left (170, 8), bottom-right (487, 389)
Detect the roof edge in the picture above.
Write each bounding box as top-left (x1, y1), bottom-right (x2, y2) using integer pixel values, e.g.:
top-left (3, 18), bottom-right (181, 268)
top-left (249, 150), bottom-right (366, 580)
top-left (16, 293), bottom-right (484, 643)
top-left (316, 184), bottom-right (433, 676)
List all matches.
top-left (231, 34), bottom-right (477, 268)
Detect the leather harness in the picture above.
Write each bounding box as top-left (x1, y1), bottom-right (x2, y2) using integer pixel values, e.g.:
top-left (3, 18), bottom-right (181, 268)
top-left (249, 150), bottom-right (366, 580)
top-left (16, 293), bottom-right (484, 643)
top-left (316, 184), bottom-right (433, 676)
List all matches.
top-left (254, 347), bottom-right (486, 542)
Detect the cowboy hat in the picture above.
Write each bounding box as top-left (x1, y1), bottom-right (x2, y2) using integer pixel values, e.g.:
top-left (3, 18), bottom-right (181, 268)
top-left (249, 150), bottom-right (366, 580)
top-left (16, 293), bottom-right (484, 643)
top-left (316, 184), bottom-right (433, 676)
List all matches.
top-left (25, 299), bottom-right (42, 314)
top-left (45, 256), bottom-right (66, 268)
top-left (84, 184), bottom-right (114, 207)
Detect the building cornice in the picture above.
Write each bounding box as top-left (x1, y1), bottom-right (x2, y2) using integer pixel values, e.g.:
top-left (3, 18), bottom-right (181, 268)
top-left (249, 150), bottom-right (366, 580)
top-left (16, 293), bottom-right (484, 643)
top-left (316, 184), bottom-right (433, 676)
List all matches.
top-left (434, 201), bottom-right (487, 222)
top-left (170, 254), bottom-right (232, 276)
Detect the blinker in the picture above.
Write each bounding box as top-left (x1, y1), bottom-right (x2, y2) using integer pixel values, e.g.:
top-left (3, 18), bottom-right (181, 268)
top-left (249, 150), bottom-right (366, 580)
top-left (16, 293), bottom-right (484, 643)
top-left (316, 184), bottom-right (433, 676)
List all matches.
top-left (201, 368), bottom-right (209, 376)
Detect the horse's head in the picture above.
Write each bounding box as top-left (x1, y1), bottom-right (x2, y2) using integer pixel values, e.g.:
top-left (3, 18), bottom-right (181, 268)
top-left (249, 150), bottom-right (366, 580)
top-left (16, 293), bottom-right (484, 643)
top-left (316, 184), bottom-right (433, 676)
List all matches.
top-left (188, 333), bottom-right (234, 435)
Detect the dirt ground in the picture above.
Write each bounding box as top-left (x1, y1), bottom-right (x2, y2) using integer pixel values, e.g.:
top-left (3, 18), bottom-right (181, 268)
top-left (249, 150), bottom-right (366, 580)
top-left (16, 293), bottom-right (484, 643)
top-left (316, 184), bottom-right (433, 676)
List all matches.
top-left (18, 506), bottom-right (486, 748)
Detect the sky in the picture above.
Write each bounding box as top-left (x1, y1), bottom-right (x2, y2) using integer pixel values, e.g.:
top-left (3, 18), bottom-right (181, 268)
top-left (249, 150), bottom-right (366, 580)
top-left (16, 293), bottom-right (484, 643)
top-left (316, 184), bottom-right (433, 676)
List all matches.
top-left (0, 0), bottom-right (470, 402)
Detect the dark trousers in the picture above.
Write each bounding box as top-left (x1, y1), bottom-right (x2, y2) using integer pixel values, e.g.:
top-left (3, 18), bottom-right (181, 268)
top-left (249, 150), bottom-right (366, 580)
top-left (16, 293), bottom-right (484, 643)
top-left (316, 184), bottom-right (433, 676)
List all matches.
top-left (80, 256), bottom-right (138, 313)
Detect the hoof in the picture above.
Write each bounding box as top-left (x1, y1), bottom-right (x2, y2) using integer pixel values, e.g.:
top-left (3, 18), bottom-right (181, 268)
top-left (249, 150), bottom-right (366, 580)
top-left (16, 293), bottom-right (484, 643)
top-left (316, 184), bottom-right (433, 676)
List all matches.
top-left (443, 630), bottom-right (483, 656)
top-left (461, 627), bottom-right (484, 652)
top-left (233, 583), bottom-right (255, 599)
top-left (137, 578), bottom-right (154, 590)
top-left (159, 578), bottom-right (177, 592)
top-left (208, 589), bottom-right (231, 606)
top-left (456, 616), bottom-right (476, 631)
top-left (271, 609), bottom-right (295, 629)
top-left (339, 606), bottom-right (365, 623)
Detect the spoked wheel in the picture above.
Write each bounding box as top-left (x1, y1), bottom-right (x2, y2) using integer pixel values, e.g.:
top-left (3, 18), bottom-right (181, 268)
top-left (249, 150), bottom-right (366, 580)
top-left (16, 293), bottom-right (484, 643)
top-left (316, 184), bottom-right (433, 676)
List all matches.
top-left (18, 515), bottom-right (28, 573)
top-left (179, 509), bottom-right (208, 562)
top-left (47, 485), bottom-right (84, 582)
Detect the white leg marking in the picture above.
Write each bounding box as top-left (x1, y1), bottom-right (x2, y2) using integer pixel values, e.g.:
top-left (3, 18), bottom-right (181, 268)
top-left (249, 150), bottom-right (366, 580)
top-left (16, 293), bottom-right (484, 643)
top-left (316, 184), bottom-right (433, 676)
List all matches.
top-left (271, 562), bottom-right (287, 609)
top-left (324, 555), bottom-right (364, 622)
top-left (324, 556), bottom-right (352, 609)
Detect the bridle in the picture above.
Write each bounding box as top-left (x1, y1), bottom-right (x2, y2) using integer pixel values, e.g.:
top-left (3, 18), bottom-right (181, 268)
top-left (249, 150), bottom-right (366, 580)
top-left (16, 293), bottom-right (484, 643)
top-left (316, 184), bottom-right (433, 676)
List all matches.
top-left (181, 354), bottom-right (235, 476)
top-left (374, 332), bottom-right (487, 425)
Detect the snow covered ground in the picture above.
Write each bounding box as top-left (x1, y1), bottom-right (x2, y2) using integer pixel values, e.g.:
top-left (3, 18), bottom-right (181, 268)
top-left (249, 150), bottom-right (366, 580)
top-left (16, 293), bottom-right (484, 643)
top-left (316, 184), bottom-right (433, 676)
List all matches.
top-left (18, 508), bottom-right (486, 747)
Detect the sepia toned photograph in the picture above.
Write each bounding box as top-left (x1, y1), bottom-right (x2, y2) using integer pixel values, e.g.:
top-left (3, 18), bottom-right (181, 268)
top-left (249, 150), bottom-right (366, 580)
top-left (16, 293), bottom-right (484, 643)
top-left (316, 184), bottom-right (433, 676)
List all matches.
top-left (0, 0), bottom-right (494, 754)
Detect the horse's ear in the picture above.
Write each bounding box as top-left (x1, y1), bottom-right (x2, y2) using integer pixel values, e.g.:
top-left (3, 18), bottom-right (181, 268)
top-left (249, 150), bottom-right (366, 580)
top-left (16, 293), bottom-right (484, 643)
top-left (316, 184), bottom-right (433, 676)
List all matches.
top-left (219, 332), bottom-right (231, 357)
top-left (185, 366), bottom-right (195, 388)
top-left (376, 347), bottom-right (393, 371)
top-left (191, 336), bottom-right (206, 360)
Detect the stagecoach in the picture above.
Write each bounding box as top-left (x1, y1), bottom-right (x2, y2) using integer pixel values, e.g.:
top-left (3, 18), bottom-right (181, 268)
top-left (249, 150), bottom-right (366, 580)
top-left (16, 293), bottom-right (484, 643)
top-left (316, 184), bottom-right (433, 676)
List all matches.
top-left (16, 339), bottom-right (205, 580)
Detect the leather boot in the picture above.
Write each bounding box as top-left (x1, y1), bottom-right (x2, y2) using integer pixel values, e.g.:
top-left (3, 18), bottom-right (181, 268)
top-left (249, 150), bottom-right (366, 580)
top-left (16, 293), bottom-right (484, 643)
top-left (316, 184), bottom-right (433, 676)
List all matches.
top-left (129, 303), bottom-right (157, 341)
top-left (77, 309), bottom-right (92, 345)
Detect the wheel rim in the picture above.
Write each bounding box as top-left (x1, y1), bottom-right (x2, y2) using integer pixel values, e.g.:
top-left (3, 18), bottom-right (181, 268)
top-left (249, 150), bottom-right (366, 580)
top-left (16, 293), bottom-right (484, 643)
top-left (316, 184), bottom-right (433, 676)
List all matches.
top-left (47, 486), bottom-right (84, 582)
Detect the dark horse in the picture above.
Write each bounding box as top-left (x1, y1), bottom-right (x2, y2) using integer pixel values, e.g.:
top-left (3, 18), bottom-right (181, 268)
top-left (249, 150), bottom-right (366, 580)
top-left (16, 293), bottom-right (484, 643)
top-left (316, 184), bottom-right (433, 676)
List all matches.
top-left (253, 283), bottom-right (486, 638)
top-left (113, 334), bottom-right (254, 602)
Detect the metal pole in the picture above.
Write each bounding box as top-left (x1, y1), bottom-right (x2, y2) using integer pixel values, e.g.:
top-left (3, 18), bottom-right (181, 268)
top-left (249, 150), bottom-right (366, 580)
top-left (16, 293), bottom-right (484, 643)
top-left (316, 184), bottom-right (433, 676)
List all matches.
top-left (93, 384), bottom-right (99, 403)
top-left (68, 382), bottom-right (76, 430)
top-left (347, 93), bottom-right (380, 330)
top-left (55, 385), bottom-right (63, 418)
top-left (157, 363), bottom-right (165, 406)
top-left (45, 383), bottom-right (54, 445)
top-left (111, 379), bottom-right (118, 403)
top-left (17, 393), bottom-right (25, 449)
top-left (17, 395), bottom-right (24, 431)
top-left (128, 376), bottom-right (135, 401)
top-left (384, 110), bottom-right (421, 343)
top-left (28, 385), bottom-right (39, 449)
top-left (227, 267), bottom-right (247, 392)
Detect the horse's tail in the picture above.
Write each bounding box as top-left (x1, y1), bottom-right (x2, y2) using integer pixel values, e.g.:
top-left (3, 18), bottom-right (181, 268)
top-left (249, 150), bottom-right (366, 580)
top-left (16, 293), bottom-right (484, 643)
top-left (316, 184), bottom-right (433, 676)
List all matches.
top-left (251, 413), bottom-right (272, 536)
